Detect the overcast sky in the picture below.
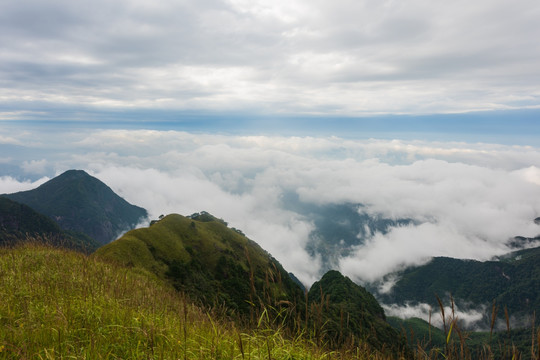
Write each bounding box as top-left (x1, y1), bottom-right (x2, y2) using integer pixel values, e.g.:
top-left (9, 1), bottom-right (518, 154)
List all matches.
top-left (1, 0), bottom-right (540, 121)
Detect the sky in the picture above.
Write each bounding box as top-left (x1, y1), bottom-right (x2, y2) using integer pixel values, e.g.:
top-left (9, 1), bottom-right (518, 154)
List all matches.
top-left (1, 0), bottom-right (540, 288)
top-left (1, 0), bottom-right (540, 120)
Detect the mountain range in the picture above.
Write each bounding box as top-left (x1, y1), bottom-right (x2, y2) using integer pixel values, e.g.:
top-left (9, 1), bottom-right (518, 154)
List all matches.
top-left (95, 211), bottom-right (407, 357)
top-left (1, 169), bottom-right (540, 358)
top-left (375, 243), bottom-right (540, 330)
top-left (0, 169), bottom-right (407, 356)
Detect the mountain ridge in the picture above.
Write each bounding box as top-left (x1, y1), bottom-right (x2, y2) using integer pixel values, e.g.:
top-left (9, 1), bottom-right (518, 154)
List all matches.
top-left (95, 212), bottom-right (305, 316)
top-left (373, 244), bottom-right (540, 330)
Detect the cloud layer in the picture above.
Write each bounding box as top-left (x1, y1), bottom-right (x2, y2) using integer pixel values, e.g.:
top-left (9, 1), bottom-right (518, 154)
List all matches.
top-left (1, 0), bottom-right (540, 117)
top-left (1, 128), bottom-right (539, 286)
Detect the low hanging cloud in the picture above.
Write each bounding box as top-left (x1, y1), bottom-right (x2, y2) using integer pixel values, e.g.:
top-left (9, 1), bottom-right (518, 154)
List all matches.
top-left (1, 129), bottom-right (540, 286)
top-left (383, 302), bottom-right (487, 331)
top-left (383, 301), bottom-right (533, 331)
top-left (0, 175), bottom-right (49, 194)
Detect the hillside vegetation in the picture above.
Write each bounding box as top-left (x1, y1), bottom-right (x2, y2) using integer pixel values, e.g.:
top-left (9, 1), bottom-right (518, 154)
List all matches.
top-left (0, 244), bottom-right (394, 359)
top-left (95, 212), bottom-right (305, 318)
top-left (377, 245), bottom-right (540, 328)
top-left (96, 212), bottom-right (409, 357)
top-left (308, 270), bottom-right (410, 357)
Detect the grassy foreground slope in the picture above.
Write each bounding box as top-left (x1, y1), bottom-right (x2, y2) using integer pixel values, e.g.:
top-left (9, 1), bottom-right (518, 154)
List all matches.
top-left (0, 244), bottom-right (388, 359)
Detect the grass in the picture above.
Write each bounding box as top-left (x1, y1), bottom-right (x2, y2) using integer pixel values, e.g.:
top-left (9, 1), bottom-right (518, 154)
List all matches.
top-left (395, 296), bottom-right (540, 360)
top-left (3, 242), bottom-right (538, 359)
top-left (0, 244), bottom-right (397, 359)
top-left (95, 213), bottom-right (306, 321)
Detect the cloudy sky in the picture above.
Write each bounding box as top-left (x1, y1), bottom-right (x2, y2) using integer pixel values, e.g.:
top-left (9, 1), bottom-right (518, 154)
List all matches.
top-left (1, 128), bottom-right (540, 286)
top-left (1, 0), bottom-right (540, 121)
top-left (1, 0), bottom-right (540, 287)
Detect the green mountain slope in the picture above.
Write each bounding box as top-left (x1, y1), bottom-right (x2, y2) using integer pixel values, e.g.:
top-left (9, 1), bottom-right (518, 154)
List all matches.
top-left (0, 196), bottom-right (99, 252)
top-left (4, 169), bottom-right (147, 245)
top-left (377, 245), bottom-right (540, 327)
top-left (95, 212), bottom-right (305, 316)
top-left (308, 270), bottom-right (410, 357)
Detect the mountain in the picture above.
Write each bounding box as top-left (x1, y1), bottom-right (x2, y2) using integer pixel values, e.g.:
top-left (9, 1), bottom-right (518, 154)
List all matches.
top-left (376, 245), bottom-right (540, 329)
top-left (95, 212), bottom-right (305, 316)
top-left (4, 169), bottom-right (147, 245)
top-left (0, 196), bottom-right (99, 252)
top-left (96, 212), bottom-right (412, 356)
top-left (308, 270), bottom-right (410, 357)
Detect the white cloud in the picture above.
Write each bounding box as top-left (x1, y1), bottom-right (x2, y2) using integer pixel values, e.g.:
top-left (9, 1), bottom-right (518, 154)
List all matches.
top-left (1, 129), bottom-right (540, 287)
top-left (21, 159), bottom-right (48, 174)
top-left (514, 166), bottom-right (540, 186)
top-left (383, 302), bottom-right (487, 330)
top-left (0, 176), bottom-right (49, 194)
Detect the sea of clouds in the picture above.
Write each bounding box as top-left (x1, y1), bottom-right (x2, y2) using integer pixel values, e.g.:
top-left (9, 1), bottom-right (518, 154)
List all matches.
top-left (1, 128), bottom-right (540, 287)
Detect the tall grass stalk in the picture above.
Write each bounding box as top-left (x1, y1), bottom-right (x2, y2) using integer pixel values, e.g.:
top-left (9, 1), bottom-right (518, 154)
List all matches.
top-left (0, 243), bottom-right (391, 360)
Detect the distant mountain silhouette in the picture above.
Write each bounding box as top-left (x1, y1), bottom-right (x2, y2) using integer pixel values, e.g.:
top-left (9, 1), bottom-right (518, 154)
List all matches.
top-left (4, 170), bottom-right (147, 245)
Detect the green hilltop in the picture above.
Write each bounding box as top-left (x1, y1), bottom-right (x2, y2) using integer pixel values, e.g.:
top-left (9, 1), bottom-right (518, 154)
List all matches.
top-left (308, 270), bottom-right (410, 357)
top-left (96, 212), bottom-right (409, 357)
top-left (95, 212), bottom-right (305, 316)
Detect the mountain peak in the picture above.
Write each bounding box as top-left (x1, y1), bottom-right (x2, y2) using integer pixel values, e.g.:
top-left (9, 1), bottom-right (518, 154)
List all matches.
top-left (55, 169), bottom-right (90, 179)
top-left (4, 169), bottom-right (147, 244)
top-left (96, 213), bottom-right (304, 315)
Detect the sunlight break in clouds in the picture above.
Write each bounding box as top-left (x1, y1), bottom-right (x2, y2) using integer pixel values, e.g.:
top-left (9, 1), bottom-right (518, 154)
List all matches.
top-left (1, 129), bottom-right (539, 286)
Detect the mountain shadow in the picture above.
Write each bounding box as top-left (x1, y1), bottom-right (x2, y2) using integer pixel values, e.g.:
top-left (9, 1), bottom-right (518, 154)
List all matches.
top-left (0, 196), bottom-right (99, 252)
top-left (4, 169), bottom-right (147, 245)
